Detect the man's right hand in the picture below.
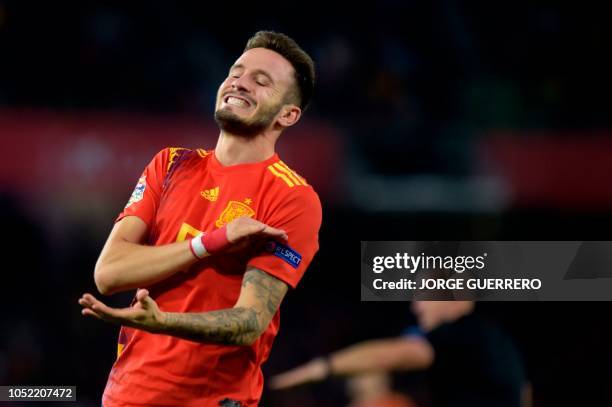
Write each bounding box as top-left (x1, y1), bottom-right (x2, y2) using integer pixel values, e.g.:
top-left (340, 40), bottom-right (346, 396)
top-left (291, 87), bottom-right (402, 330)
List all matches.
top-left (269, 358), bottom-right (330, 389)
top-left (190, 216), bottom-right (288, 258)
top-left (226, 216), bottom-right (288, 244)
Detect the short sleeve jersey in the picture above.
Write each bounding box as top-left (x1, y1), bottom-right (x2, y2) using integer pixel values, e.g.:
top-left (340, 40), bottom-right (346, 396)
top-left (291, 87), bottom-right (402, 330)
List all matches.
top-left (102, 147), bottom-right (322, 407)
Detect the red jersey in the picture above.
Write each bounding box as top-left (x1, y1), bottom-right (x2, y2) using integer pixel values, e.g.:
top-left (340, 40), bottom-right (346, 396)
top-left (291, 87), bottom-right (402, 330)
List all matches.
top-left (102, 147), bottom-right (322, 407)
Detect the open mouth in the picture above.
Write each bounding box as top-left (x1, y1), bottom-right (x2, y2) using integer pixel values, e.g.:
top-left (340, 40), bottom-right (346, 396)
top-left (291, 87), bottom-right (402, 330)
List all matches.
top-left (224, 95), bottom-right (252, 109)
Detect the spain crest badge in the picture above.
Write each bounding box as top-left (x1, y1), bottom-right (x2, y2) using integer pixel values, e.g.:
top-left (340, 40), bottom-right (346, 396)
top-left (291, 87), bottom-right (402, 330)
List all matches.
top-left (215, 200), bottom-right (255, 228)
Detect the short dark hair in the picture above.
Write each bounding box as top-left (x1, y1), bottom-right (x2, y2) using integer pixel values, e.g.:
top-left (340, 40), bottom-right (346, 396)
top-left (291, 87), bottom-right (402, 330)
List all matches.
top-left (244, 31), bottom-right (315, 110)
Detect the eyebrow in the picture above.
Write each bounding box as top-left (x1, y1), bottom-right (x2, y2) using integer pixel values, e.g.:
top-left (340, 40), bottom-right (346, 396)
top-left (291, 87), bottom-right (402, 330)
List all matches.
top-left (230, 64), bottom-right (275, 84)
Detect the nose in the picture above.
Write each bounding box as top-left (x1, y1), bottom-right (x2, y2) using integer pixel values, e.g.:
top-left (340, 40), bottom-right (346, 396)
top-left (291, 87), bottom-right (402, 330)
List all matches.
top-left (230, 75), bottom-right (251, 93)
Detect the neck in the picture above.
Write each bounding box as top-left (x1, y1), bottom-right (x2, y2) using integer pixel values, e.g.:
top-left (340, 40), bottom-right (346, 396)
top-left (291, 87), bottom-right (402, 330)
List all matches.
top-left (214, 131), bottom-right (277, 166)
top-left (441, 301), bottom-right (474, 326)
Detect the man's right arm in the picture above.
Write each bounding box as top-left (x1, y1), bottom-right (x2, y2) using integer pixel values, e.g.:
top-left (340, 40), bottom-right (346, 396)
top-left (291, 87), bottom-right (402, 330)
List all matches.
top-left (94, 215), bottom-right (289, 295)
top-left (269, 336), bottom-right (434, 389)
top-left (94, 216), bottom-right (197, 295)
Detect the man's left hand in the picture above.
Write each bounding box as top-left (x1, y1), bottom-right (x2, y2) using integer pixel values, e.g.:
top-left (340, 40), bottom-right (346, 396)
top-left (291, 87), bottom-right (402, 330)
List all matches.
top-left (78, 288), bottom-right (164, 333)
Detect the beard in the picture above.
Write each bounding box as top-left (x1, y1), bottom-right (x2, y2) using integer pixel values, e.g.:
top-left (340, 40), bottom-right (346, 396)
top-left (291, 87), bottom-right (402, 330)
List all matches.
top-left (214, 100), bottom-right (283, 138)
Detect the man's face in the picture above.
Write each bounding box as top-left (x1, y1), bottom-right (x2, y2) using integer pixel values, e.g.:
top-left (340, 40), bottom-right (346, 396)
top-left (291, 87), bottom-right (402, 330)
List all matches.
top-left (214, 47), bottom-right (296, 137)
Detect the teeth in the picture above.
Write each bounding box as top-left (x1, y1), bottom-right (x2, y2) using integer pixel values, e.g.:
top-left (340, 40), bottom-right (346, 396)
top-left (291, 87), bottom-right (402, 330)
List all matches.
top-left (227, 97), bottom-right (248, 107)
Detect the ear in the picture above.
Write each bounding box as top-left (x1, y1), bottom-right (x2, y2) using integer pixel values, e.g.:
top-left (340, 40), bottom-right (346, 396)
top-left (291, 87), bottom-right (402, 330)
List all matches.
top-left (277, 104), bottom-right (302, 128)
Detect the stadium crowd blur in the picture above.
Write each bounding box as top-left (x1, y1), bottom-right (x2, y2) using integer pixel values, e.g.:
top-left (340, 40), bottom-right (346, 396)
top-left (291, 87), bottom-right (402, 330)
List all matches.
top-left (1, 1), bottom-right (612, 406)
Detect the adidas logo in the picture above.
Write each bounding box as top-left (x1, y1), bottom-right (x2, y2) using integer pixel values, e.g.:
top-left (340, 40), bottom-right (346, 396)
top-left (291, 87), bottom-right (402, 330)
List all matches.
top-left (201, 186), bottom-right (219, 202)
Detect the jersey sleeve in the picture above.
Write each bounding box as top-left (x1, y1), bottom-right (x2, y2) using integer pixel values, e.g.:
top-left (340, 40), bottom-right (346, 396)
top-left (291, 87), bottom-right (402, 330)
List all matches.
top-left (115, 148), bottom-right (172, 227)
top-left (248, 189), bottom-right (322, 289)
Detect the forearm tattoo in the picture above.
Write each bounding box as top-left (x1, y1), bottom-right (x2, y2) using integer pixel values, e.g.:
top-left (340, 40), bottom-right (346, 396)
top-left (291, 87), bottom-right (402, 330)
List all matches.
top-left (240, 267), bottom-right (287, 320)
top-left (162, 268), bottom-right (288, 345)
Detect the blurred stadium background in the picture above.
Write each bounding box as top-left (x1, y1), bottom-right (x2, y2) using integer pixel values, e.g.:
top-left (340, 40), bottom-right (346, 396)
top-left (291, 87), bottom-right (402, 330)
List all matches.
top-left (1, 1), bottom-right (612, 405)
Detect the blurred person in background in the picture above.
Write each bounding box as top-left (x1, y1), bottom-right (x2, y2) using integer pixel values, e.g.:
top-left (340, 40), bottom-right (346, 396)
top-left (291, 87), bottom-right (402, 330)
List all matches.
top-left (346, 372), bottom-right (418, 407)
top-left (271, 301), bottom-right (528, 407)
top-left (78, 31), bottom-right (321, 407)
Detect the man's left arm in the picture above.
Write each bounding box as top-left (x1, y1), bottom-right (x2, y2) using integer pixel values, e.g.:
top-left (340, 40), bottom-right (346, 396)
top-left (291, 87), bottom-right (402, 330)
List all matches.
top-left (162, 267), bottom-right (287, 345)
top-left (78, 266), bottom-right (288, 346)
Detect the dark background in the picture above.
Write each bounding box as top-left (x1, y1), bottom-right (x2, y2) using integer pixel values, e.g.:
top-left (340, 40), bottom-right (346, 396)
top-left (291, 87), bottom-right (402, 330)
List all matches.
top-left (1, 1), bottom-right (612, 405)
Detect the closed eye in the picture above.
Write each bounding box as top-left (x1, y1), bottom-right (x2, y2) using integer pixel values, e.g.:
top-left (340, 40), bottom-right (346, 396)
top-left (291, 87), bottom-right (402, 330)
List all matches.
top-left (255, 75), bottom-right (270, 86)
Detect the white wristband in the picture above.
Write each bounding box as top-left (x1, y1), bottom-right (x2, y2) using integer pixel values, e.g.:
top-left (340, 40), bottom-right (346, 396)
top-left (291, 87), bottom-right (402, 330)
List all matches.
top-left (190, 233), bottom-right (208, 259)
